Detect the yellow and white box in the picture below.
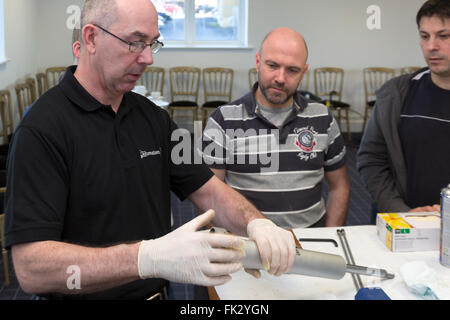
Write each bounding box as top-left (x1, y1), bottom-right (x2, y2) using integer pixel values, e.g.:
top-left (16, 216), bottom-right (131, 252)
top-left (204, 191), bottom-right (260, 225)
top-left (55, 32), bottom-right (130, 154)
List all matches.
top-left (376, 212), bottom-right (440, 252)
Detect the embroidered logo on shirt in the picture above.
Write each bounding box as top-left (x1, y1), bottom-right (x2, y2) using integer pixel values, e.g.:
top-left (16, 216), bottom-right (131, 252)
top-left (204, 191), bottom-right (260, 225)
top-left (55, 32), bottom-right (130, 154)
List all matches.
top-left (139, 149), bottom-right (161, 159)
top-left (294, 126), bottom-right (317, 161)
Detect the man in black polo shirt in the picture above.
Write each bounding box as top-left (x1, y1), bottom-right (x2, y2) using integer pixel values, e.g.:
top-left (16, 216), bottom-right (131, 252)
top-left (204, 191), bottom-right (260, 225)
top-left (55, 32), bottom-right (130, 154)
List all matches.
top-left (4, 0), bottom-right (296, 299)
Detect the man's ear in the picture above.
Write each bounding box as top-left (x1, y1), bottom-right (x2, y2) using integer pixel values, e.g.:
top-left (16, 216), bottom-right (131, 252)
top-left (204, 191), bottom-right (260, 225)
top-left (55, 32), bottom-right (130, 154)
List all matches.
top-left (82, 24), bottom-right (98, 54)
top-left (255, 52), bottom-right (261, 70)
top-left (72, 41), bottom-right (81, 59)
top-left (300, 64), bottom-right (309, 78)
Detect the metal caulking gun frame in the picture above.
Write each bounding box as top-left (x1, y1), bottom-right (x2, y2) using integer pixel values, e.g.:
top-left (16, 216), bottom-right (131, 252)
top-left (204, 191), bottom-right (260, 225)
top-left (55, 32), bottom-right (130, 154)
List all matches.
top-left (210, 227), bottom-right (395, 281)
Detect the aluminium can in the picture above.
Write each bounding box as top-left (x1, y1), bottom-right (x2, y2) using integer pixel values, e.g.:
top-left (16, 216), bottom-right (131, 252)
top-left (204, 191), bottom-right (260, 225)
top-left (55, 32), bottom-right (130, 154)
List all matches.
top-left (440, 184), bottom-right (450, 268)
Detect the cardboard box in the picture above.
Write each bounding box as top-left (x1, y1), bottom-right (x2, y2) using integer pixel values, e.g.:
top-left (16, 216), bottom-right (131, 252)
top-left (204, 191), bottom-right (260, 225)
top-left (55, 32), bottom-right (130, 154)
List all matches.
top-left (376, 212), bottom-right (440, 252)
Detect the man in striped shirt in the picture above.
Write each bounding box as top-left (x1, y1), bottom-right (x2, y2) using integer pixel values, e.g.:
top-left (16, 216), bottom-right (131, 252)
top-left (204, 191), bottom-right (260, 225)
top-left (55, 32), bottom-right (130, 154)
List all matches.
top-left (201, 28), bottom-right (350, 228)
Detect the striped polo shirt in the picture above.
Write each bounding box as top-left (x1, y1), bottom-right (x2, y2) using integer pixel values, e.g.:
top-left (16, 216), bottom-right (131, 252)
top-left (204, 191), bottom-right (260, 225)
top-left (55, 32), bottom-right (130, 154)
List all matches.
top-left (200, 85), bottom-right (346, 228)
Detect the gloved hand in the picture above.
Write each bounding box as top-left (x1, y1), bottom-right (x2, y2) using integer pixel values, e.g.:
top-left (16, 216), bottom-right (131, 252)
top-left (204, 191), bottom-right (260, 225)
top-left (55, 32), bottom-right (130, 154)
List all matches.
top-left (137, 209), bottom-right (245, 286)
top-left (246, 218), bottom-right (296, 277)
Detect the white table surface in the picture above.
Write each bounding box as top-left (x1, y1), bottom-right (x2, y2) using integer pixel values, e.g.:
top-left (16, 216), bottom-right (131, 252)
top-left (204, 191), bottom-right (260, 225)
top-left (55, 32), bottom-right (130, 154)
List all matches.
top-left (215, 226), bottom-right (450, 300)
top-left (147, 96), bottom-right (169, 108)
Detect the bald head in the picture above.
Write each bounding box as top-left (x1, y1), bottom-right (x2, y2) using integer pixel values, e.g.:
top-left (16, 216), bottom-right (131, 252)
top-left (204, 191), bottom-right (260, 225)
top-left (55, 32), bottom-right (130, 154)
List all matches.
top-left (75, 0), bottom-right (159, 103)
top-left (81, 0), bottom-right (157, 30)
top-left (259, 28), bottom-right (308, 65)
top-left (81, 0), bottom-right (118, 30)
top-left (255, 28), bottom-right (309, 109)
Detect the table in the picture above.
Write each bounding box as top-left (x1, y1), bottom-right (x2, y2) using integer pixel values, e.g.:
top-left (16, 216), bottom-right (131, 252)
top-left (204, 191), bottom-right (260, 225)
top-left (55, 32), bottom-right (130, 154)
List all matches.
top-left (147, 96), bottom-right (169, 108)
top-left (214, 226), bottom-right (450, 300)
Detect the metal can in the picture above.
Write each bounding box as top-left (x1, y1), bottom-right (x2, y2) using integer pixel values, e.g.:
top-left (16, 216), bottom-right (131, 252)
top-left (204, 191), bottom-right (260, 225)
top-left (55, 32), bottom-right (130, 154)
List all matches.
top-left (440, 184), bottom-right (450, 268)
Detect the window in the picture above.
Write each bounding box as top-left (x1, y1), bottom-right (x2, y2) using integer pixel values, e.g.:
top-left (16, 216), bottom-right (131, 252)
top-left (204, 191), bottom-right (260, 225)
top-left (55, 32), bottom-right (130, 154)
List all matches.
top-left (154, 0), bottom-right (248, 47)
top-left (0, 0), bottom-right (5, 63)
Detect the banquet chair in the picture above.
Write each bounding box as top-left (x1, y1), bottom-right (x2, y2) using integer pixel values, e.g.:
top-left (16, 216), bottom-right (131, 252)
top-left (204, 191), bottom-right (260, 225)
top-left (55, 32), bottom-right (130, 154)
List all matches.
top-left (297, 69), bottom-right (310, 92)
top-left (45, 67), bottom-right (66, 90)
top-left (15, 82), bottom-right (33, 118)
top-left (400, 66), bottom-right (422, 75)
top-left (362, 67), bottom-right (395, 131)
top-left (248, 68), bottom-right (258, 90)
top-left (36, 73), bottom-right (47, 96)
top-left (26, 77), bottom-right (38, 102)
top-left (0, 90), bottom-right (13, 146)
top-left (168, 66), bottom-right (201, 123)
top-left (314, 67), bottom-right (351, 141)
top-left (0, 90), bottom-right (12, 171)
top-left (201, 67), bottom-right (234, 128)
top-left (137, 66), bottom-right (165, 96)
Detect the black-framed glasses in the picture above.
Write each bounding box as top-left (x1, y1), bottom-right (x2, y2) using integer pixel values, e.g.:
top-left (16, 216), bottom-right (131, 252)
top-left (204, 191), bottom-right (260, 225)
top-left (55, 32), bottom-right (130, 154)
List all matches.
top-left (93, 24), bottom-right (164, 54)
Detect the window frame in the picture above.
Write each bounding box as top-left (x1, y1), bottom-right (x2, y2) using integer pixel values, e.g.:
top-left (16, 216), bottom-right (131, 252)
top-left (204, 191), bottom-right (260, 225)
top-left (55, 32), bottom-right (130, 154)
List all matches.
top-left (161, 0), bottom-right (248, 49)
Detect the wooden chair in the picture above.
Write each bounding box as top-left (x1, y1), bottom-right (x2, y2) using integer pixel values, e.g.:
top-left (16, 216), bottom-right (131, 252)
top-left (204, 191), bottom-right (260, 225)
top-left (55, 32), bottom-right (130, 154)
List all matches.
top-left (168, 66), bottom-right (201, 123)
top-left (201, 67), bottom-right (234, 128)
top-left (248, 68), bottom-right (258, 90)
top-left (137, 66), bottom-right (165, 96)
top-left (314, 67), bottom-right (351, 141)
top-left (297, 69), bottom-right (310, 92)
top-left (400, 66), bottom-right (422, 75)
top-left (45, 67), bottom-right (66, 90)
top-left (36, 73), bottom-right (47, 96)
top-left (26, 77), bottom-right (38, 102)
top-left (15, 82), bottom-right (34, 118)
top-left (362, 67), bottom-right (395, 131)
top-left (0, 208), bottom-right (10, 286)
top-left (0, 90), bottom-right (14, 145)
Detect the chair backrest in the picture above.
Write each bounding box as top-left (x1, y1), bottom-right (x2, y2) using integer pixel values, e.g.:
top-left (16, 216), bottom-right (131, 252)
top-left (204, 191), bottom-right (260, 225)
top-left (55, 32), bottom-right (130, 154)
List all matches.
top-left (45, 67), bottom-right (66, 90)
top-left (203, 67), bottom-right (234, 103)
top-left (26, 77), bottom-right (37, 102)
top-left (0, 90), bottom-right (13, 144)
top-left (36, 73), bottom-right (47, 96)
top-left (297, 69), bottom-right (310, 92)
top-left (314, 67), bottom-right (344, 101)
top-left (363, 67), bottom-right (395, 104)
top-left (15, 82), bottom-right (33, 118)
top-left (169, 66), bottom-right (201, 103)
top-left (399, 66), bottom-right (422, 75)
top-left (137, 66), bottom-right (165, 96)
top-left (248, 68), bottom-right (258, 90)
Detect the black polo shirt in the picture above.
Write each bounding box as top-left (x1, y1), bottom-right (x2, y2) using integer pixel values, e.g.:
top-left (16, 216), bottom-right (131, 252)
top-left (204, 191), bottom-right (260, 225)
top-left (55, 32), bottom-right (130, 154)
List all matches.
top-left (4, 66), bottom-right (213, 299)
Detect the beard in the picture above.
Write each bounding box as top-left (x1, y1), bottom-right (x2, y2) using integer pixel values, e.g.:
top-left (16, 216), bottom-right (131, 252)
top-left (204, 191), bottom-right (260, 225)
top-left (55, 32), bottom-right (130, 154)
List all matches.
top-left (257, 69), bottom-right (297, 106)
top-left (258, 81), bottom-right (296, 106)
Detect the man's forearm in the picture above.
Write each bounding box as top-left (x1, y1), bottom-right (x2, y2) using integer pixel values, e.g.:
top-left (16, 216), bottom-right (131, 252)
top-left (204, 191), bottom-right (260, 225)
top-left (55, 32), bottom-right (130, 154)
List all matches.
top-left (324, 166), bottom-right (350, 227)
top-left (12, 240), bottom-right (140, 295)
top-left (189, 175), bottom-right (265, 236)
top-left (325, 188), bottom-right (349, 226)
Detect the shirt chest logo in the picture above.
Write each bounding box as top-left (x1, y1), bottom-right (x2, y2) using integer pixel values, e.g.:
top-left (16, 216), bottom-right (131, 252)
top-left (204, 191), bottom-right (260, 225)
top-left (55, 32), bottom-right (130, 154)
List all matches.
top-left (139, 149), bottom-right (161, 159)
top-left (294, 126), bottom-right (317, 161)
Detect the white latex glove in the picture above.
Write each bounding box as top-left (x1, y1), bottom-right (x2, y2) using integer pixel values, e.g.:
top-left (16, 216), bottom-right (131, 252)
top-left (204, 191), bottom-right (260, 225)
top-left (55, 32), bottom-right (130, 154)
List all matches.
top-left (138, 209), bottom-right (245, 286)
top-left (246, 218), bottom-right (296, 277)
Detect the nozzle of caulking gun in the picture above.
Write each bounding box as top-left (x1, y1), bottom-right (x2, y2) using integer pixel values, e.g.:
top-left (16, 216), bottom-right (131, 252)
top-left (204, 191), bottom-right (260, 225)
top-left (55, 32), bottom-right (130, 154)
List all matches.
top-left (346, 264), bottom-right (395, 279)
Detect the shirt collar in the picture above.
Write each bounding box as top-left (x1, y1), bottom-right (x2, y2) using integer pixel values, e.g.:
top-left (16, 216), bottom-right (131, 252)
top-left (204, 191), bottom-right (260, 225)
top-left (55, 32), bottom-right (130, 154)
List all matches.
top-left (59, 65), bottom-right (135, 114)
top-left (246, 81), bottom-right (308, 116)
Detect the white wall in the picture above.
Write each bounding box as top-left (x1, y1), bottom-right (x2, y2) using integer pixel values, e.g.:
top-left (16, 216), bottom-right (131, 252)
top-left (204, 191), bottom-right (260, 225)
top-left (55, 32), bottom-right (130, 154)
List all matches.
top-left (1, 0), bottom-right (428, 132)
top-left (0, 0), bottom-right (39, 125)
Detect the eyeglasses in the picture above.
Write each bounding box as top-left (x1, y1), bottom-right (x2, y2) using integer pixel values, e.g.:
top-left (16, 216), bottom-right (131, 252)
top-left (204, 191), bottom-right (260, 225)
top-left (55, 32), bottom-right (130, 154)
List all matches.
top-left (93, 24), bottom-right (164, 54)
